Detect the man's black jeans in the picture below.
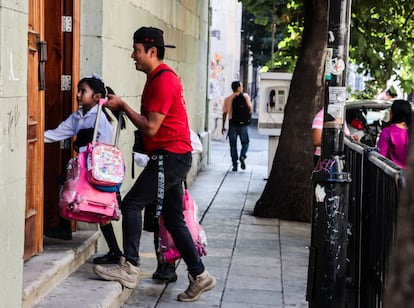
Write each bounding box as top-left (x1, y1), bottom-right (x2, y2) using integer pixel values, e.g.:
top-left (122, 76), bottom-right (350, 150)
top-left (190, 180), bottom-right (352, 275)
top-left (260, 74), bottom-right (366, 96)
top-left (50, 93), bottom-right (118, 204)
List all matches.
top-left (121, 151), bottom-right (205, 276)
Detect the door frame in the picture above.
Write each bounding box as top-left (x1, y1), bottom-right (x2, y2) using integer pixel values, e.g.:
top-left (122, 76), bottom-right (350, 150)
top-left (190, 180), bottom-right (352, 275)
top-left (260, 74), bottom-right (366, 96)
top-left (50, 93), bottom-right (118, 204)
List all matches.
top-left (25, 0), bottom-right (45, 261)
top-left (24, 0), bottom-right (80, 261)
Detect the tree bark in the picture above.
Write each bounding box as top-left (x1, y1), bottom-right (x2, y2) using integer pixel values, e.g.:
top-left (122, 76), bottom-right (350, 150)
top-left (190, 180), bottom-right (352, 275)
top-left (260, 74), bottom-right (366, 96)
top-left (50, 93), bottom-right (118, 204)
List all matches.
top-left (254, 0), bottom-right (329, 222)
top-left (383, 130), bottom-right (414, 306)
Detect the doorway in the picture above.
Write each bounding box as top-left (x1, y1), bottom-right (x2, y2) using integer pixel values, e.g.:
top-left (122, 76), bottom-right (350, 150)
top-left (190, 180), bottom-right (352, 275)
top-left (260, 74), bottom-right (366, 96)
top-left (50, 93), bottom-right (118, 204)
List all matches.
top-left (25, 0), bottom-right (80, 261)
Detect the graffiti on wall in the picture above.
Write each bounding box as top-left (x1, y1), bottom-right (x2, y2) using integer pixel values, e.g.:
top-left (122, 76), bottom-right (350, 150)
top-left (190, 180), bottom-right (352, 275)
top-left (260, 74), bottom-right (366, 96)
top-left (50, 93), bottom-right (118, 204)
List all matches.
top-left (7, 105), bottom-right (20, 152)
top-left (209, 53), bottom-right (226, 140)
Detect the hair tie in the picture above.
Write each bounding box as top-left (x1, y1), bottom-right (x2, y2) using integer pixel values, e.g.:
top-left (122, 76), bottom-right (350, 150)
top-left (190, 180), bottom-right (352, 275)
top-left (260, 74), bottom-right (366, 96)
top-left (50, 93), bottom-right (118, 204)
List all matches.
top-left (92, 73), bottom-right (104, 82)
top-left (81, 73), bottom-right (104, 82)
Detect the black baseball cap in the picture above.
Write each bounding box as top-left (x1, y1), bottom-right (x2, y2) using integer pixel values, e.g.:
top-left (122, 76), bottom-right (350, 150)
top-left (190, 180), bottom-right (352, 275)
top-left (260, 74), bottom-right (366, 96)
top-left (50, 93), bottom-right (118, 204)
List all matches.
top-left (133, 27), bottom-right (176, 48)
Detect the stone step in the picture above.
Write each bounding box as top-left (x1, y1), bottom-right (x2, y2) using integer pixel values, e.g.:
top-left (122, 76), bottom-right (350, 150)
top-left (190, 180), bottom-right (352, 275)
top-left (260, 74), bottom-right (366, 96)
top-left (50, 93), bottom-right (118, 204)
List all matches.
top-left (22, 230), bottom-right (100, 307)
top-left (34, 261), bottom-right (132, 308)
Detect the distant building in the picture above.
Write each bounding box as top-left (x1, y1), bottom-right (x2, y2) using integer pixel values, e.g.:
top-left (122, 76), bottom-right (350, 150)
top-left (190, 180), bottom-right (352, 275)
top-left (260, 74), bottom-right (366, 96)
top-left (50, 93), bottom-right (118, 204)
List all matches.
top-left (208, 0), bottom-right (242, 140)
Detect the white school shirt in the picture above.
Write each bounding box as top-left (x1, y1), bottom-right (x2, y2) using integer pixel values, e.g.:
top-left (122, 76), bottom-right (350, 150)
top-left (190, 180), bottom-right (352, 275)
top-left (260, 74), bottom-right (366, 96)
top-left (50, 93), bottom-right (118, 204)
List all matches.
top-left (44, 105), bottom-right (113, 148)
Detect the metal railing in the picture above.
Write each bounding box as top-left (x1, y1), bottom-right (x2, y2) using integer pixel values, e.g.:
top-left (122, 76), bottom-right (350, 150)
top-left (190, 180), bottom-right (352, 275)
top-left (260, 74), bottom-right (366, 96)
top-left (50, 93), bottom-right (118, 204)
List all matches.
top-left (344, 137), bottom-right (405, 308)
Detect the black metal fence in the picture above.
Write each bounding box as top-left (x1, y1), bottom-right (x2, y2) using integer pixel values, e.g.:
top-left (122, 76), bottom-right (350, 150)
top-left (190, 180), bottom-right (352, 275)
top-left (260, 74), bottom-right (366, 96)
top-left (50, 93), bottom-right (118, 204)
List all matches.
top-left (344, 137), bottom-right (405, 308)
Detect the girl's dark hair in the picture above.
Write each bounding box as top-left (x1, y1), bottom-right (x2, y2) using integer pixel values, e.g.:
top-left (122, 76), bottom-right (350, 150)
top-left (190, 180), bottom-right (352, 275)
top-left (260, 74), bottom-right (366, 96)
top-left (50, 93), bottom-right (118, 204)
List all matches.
top-left (78, 75), bottom-right (126, 129)
top-left (78, 76), bottom-right (106, 96)
top-left (391, 99), bottom-right (412, 128)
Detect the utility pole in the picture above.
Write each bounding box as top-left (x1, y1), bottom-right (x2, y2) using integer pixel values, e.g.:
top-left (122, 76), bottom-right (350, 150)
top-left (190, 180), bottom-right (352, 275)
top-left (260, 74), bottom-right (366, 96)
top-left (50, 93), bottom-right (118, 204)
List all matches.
top-left (307, 0), bottom-right (352, 307)
top-left (270, 0), bottom-right (276, 70)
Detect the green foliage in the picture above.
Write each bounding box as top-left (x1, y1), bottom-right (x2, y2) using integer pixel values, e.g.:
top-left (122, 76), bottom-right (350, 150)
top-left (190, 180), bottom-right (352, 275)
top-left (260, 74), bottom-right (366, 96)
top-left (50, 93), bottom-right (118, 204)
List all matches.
top-left (350, 1), bottom-right (414, 94)
top-left (241, 0), bottom-right (414, 95)
top-left (242, 10), bottom-right (274, 67)
top-left (241, 0), bottom-right (300, 69)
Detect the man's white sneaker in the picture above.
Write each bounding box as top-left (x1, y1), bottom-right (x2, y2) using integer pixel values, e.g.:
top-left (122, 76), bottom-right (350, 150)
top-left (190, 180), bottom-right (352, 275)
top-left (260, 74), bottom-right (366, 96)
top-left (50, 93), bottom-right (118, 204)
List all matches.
top-left (177, 270), bottom-right (216, 302)
top-left (93, 256), bottom-right (140, 289)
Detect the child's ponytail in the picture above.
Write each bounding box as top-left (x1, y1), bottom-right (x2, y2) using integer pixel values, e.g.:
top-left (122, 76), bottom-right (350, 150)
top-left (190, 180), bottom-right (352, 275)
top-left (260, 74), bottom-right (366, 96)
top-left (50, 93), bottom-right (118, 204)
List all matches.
top-left (104, 86), bottom-right (126, 129)
top-left (79, 74), bottom-right (126, 129)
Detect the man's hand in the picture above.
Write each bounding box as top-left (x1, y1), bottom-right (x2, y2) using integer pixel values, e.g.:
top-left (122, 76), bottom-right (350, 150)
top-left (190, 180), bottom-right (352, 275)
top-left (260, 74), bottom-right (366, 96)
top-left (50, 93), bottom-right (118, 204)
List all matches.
top-left (105, 94), bottom-right (125, 111)
top-left (222, 127), bottom-right (226, 135)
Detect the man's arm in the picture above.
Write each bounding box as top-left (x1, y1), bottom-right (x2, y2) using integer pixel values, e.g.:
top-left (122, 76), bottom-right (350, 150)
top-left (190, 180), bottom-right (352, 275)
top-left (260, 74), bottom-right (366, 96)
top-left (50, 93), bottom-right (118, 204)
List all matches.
top-left (222, 96), bottom-right (231, 134)
top-left (243, 93), bottom-right (253, 113)
top-left (222, 112), bottom-right (227, 134)
top-left (106, 94), bottom-right (165, 137)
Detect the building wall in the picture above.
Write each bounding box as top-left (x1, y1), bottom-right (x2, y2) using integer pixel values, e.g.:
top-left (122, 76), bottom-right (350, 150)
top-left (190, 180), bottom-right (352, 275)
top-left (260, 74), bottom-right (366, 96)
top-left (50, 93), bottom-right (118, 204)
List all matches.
top-left (0, 1), bottom-right (29, 305)
top-left (208, 0), bottom-right (242, 140)
top-left (0, 0), bottom-right (211, 305)
top-left (79, 0), bottom-right (210, 251)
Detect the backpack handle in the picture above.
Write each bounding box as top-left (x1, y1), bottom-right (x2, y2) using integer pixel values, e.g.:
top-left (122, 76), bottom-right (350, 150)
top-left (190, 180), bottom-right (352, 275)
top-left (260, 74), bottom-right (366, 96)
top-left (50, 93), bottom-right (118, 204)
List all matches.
top-left (92, 98), bottom-right (107, 142)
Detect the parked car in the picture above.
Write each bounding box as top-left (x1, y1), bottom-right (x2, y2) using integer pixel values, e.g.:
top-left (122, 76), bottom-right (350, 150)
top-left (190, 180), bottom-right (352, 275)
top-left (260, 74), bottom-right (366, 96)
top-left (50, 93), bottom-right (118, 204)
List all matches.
top-left (345, 99), bottom-right (393, 146)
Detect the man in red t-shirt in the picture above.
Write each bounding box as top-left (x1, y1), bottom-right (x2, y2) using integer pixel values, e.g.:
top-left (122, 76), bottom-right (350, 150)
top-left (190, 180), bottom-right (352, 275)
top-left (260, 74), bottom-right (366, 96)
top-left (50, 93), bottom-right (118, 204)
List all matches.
top-left (140, 63), bottom-right (192, 154)
top-left (93, 26), bottom-right (216, 302)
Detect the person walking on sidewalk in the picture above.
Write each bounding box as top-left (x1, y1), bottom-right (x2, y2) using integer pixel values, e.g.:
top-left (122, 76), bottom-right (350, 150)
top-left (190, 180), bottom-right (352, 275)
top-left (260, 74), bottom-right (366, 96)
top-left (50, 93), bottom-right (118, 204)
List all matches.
top-left (93, 26), bottom-right (216, 302)
top-left (222, 81), bottom-right (253, 171)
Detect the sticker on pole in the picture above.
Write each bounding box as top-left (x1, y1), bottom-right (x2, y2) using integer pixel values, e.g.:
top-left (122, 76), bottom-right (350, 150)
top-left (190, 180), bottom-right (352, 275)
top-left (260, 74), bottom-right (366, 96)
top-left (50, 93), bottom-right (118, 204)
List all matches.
top-left (331, 58), bottom-right (345, 75)
top-left (315, 184), bottom-right (326, 202)
top-left (324, 86), bottom-right (347, 128)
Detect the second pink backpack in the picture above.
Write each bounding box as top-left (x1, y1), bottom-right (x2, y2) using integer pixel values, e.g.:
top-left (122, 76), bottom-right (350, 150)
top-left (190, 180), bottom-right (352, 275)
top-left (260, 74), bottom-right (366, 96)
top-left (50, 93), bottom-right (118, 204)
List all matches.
top-left (158, 188), bottom-right (207, 263)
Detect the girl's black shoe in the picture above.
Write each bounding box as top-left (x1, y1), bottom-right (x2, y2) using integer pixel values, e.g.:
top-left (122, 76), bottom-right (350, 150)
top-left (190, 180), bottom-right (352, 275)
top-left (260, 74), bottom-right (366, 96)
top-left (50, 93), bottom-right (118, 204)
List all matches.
top-left (152, 263), bottom-right (177, 282)
top-left (44, 218), bottom-right (72, 240)
top-left (93, 251), bottom-right (122, 264)
top-left (44, 226), bottom-right (72, 240)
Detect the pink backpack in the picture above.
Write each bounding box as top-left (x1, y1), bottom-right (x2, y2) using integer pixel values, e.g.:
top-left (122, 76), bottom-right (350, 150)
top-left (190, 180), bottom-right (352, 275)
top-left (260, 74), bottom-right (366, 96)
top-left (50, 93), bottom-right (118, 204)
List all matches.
top-left (59, 151), bottom-right (120, 224)
top-left (158, 188), bottom-right (207, 263)
top-left (58, 99), bottom-right (123, 223)
top-left (86, 99), bottom-right (125, 191)
top-left (87, 142), bottom-right (125, 188)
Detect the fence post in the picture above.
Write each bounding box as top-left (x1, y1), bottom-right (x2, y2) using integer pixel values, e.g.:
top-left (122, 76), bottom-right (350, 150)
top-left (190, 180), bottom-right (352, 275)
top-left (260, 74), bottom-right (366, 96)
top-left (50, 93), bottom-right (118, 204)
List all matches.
top-left (306, 0), bottom-right (352, 307)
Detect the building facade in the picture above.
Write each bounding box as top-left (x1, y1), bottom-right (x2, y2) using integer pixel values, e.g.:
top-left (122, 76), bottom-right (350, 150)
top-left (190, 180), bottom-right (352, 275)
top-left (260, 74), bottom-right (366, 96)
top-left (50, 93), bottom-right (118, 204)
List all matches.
top-left (0, 1), bottom-right (213, 305)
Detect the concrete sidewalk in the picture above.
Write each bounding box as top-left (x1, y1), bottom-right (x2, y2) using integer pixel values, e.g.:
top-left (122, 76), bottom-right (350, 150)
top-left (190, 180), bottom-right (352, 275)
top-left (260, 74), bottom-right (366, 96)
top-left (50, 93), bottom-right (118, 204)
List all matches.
top-left (124, 126), bottom-right (311, 307)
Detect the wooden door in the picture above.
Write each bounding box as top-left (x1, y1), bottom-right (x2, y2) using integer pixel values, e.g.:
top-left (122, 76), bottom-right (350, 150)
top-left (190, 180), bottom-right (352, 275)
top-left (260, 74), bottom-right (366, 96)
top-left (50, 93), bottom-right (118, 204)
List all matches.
top-left (25, 0), bottom-right (80, 261)
top-left (25, 0), bottom-right (45, 261)
top-left (43, 0), bottom-right (80, 234)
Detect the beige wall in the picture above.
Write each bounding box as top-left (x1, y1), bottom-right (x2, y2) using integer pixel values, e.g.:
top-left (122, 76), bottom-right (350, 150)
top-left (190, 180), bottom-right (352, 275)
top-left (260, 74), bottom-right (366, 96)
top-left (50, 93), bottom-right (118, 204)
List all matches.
top-left (0, 0), bottom-right (211, 305)
top-left (0, 1), bottom-right (29, 306)
top-left (79, 0), bottom-right (210, 252)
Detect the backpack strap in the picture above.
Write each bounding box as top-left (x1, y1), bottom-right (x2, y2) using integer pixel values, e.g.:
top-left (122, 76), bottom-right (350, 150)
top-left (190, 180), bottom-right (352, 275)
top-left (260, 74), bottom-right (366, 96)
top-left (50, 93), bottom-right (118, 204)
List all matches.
top-left (141, 69), bottom-right (175, 103)
top-left (132, 69), bottom-right (175, 178)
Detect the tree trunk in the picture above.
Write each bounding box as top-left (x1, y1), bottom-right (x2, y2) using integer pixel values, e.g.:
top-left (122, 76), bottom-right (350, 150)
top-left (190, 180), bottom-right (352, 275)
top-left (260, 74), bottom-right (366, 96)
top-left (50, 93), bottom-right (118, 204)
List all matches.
top-left (254, 0), bottom-right (329, 222)
top-left (383, 131), bottom-right (414, 306)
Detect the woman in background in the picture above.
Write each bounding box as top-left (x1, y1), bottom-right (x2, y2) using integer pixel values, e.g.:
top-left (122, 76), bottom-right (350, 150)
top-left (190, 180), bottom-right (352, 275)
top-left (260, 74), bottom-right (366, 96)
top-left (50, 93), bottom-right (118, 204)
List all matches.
top-left (377, 99), bottom-right (411, 168)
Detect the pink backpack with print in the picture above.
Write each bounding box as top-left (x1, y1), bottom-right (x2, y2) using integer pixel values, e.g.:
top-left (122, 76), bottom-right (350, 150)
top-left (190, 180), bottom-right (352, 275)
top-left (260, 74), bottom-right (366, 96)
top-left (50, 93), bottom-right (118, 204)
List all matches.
top-left (87, 142), bottom-right (125, 189)
top-left (85, 99), bottom-right (125, 192)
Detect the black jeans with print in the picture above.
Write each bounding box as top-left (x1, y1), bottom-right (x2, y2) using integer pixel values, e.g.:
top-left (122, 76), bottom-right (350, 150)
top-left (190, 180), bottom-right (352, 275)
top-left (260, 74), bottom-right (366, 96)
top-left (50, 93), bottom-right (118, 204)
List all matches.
top-left (121, 150), bottom-right (205, 276)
